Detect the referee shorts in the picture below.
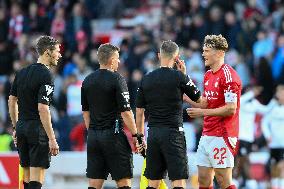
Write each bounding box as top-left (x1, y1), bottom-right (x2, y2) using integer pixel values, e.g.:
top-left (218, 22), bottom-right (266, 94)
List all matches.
top-left (16, 120), bottom-right (51, 169)
top-left (144, 127), bottom-right (189, 180)
top-left (86, 128), bottom-right (133, 180)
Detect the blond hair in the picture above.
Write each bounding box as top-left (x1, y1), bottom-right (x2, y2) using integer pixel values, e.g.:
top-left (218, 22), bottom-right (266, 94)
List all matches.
top-left (204, 34), bottom-right (228, 51)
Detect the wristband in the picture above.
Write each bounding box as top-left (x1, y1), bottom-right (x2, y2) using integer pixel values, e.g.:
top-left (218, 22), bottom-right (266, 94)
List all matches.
top-left (132, 133), bottom-right (144, 137)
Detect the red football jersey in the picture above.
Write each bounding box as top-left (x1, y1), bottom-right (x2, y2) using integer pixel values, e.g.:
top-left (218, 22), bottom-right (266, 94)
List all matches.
top-left (202, 64), bottom-right (242, 137)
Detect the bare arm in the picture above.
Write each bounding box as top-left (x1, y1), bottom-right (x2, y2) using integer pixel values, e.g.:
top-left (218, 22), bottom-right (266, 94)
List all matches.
top-left (183, 95), bottom-right (208, 109)
top-left (82, 111), bottom-right (90, 129)
top-left (187, 102), bottom-right (237, 118)
top-left (121, 110), bottom-right (138, 135)
top-left (136, 108), bottom-right (145, 135)
top-left (38, 103), bottom-right (59, 156)
top-left (38, 103), bottom-right (56, 140)
top-left (8, 95), bottom-right (18, 128)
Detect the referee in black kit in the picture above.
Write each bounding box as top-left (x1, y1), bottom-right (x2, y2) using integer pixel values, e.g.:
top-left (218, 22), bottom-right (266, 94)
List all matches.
top-left (81, 43), bottom-right (138, 189)
top-left (136, 40), bottom-right (201, 189)
top-left (8, 36), bottom-right (61, 189)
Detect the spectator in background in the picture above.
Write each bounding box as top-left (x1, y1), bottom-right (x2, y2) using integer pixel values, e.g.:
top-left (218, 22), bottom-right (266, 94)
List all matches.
top-left (0, 122), bottom-right (13, 152)
top-left (271, 34), bottom-right (284, 83)
top-left (65, 2), bottom-right (91, 52)
top-left (70, 122), bottom-right (86, 151)
top-left (51, 7), bottom-right (66, 37)
top-left (73, 53), bottom-right (93, 81)
top-left (0, 7), bottom-right (9, 42)
top-left (0, 40), bottom-right (14, 78)
top-left (66, 74), bottom-right (83, 127)
top-left (8, 3), bottom-right (24, 44)
top-left (0, 81), bottom-right (7, 123)
top-left (208, 6), bottom-right (225, 35)
top-left (24, 2), bottom-right (47, 34)
top-left (224, 11), bottom-right (241, 49)
top-left (255, 57), bottom-right (275, 104)
top-left (252, 30), bottom-right (274, 63)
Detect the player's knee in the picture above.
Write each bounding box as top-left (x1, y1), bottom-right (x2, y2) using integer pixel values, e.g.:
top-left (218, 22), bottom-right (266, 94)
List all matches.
top-left (117, 187), bottom-right (131, 189)
top-left (198, 174), bottom-right (212, 186)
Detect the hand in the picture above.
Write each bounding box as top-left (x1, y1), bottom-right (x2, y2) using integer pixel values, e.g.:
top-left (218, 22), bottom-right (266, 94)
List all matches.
top-left (49, 139), bottom-right (59, 156)
top-left (136, 138), bottom-right (147, 157)
top-left (175, 57), bottom-right (186, 74)
top-left (12, 130), bottom-right (17, 147)
top-left (183, 94), bottom-right (192, 103)
top-left (186, 108), bottom-right (204, 118)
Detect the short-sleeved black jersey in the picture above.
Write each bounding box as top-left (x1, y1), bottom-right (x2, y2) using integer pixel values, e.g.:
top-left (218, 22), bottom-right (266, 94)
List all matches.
top-left (81, 69), bottom-right (131, 129)
top-left (10, 63), bottom-right (54, 120)
top-left (136, 67), bottom-right (201, 127)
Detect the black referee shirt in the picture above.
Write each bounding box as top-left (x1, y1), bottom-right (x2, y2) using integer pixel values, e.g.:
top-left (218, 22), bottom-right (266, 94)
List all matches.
top-left (81, 69), bottom-right (131, 129)
top-left (10, 63), bottom-right (54, 120)
top-left (136, 67), bottom-right (201, 127)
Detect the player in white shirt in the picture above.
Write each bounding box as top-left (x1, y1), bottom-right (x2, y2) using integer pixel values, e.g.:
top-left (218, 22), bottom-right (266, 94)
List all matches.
top-left (262, 84), bottom-right (284, 189)
top-left (235, 86), bottom-right (276, 189)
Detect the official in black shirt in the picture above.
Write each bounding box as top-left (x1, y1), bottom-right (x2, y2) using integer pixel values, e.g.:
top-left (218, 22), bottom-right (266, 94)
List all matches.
top-left (81, 43), bottom-right (138, 189)
top-left (8, 36), bottom-right (61, 189)
top-left (136, 40), bottom-right (201, 189)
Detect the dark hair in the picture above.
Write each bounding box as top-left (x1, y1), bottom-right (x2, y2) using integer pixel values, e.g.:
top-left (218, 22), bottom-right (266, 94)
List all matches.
top-left (204, 34), bottom-right (228, 51)
top-left (160, 40), bottom-right (179, 58)
top-left (36, 36), bottom-right (60, 56)
top-left (97, 43), bottom-right (120, 65)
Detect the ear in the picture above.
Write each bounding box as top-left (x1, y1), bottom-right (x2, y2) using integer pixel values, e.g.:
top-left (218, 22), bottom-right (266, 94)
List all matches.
top-left (157, 53), bottom-right (161, 60)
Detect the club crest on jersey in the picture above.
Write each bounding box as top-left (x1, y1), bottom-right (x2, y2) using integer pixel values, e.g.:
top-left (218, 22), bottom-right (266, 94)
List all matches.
top-left (45, 85), bottom-right (54, 96)
top-left (205, 80), bottom-right (209, 86)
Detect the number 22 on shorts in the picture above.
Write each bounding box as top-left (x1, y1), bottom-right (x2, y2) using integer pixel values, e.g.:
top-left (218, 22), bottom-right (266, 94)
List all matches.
top-left (213, 147), bottom-right (227, 165)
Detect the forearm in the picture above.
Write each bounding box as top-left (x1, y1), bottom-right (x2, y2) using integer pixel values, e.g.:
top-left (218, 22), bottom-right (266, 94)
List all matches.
top-left (8, 96), bottom-right (18, 128)
top-left (136, 108), bottom-right (145, 135)
top-left (39, 108), bottom-right (56, 140)
top-left (121, 110), bottom-right (138, 135)
top-left (82, 111), bottom-right (90, 129)
top-left (203, 105), bottom-right (235, 117)
top-left (184, 95), bottom-right (207, 108)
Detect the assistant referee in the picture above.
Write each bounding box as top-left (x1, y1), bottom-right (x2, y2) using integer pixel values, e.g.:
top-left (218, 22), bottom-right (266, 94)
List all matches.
top-left (81, 43), bottom-right (138, 189)
top-left (8, 36), bottom-right (61, 189)
top-left (136, 40), bottom-right (201, 189)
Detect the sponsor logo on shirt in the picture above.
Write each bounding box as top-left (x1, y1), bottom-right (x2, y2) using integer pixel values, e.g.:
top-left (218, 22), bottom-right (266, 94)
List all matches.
top-left (204, 91), bottom-right (218, 100)
top-left (122, 92), bottom-right (130, 108)
top-left (45, 85), bottom-right (53, 96)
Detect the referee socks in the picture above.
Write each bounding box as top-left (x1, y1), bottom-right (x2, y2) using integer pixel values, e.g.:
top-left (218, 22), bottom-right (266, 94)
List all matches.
top-left (118, 187), bottom-right (131, 189)
top-left (23, 182), bottom-right (29, 189)
top-left (29, 181), bottom-right (42, 189)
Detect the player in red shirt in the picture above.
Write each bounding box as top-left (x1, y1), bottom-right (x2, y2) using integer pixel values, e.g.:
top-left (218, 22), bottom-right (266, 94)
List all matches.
top-left (185, 35), bottom-right (242, 189)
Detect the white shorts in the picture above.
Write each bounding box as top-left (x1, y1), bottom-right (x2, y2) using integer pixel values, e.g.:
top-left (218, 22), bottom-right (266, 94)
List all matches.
top-left (196, 136), bottom-right (236, 168)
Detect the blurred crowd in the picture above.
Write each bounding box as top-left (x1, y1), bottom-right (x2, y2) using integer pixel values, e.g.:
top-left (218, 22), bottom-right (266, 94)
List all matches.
top-left (0, 0), bottom-right (284, 187)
